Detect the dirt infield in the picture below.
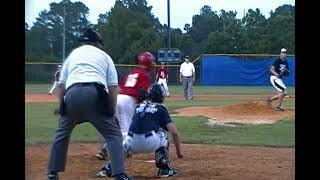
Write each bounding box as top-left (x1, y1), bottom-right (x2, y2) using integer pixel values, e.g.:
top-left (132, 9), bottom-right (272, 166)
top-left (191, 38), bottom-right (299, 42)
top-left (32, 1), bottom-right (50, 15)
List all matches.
top-left (26, 143), bottom-right (294, 180)
top-left (175, 101), bottom-right (295, 124)
top-left (25, 94), bottom-right (295, 179)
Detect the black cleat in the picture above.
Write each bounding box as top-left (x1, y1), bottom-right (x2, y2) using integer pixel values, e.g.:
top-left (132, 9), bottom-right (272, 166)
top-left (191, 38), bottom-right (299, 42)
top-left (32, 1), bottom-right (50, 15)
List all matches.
top-left (96, 163), bottom-right (112, 178)
top-left (158, 167), bottom-right (178, 178)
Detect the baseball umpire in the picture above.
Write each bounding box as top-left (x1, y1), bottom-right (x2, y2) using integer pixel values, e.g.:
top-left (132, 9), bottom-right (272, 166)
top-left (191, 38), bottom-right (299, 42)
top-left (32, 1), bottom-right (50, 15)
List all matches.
top-left (266, 48), bottom-right (290, 111)
top-left (97, 83), bottom-right (183, 178)
top-left (47, 28), bottom-right (131, 180)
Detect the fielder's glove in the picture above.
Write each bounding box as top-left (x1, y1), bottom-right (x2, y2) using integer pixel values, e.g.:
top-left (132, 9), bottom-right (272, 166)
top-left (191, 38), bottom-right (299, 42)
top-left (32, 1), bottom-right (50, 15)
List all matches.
top-left (282, 68), bottom-right (290, 76)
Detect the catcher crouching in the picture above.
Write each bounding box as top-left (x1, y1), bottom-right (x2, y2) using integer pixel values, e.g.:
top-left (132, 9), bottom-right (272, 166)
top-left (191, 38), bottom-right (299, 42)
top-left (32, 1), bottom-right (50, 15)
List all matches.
top-left (97, 83), bottom-right (184, 178)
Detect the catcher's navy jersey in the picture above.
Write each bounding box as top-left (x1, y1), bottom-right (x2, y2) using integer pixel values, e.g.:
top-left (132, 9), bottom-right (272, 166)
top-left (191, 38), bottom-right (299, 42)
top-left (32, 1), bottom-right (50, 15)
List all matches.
top-left (271, 58), bottom-right (289, 75)
top-left (129, 101), bottom-right (172, 134)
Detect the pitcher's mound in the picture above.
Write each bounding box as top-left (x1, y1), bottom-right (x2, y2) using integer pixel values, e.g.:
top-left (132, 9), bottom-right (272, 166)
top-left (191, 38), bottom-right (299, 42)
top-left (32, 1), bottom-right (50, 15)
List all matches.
top-left (174, 101), bottom-right (294, 124)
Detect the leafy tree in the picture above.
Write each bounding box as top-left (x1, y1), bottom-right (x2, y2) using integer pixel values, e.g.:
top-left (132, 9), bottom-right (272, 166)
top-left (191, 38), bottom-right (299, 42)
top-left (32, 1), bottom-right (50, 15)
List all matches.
top-left (26, 2), bottom-right (295, 62)
top-left (26, 0), bottom-right (90, 61)
top-left (189, 5), bottom-right (221, 43)
top-left (264, 15), bottom-right (295, 53)
top-left (96, 0), bottom-right (162, 64)
top-left (265, 4), bottom-right (295, 53)
top-left (241, 8), bottom-right (267, 53)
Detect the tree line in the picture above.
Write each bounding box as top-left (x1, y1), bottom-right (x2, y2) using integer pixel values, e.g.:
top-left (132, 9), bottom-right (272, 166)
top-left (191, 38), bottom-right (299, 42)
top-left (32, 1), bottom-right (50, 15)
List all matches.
top-left (25, 0), bottom-right (295, 64)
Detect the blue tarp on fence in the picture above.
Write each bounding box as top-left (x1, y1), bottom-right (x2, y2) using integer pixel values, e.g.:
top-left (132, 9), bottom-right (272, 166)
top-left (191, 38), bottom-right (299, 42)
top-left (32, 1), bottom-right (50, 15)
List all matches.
top-left (200, 55), bottom-right (295, 86)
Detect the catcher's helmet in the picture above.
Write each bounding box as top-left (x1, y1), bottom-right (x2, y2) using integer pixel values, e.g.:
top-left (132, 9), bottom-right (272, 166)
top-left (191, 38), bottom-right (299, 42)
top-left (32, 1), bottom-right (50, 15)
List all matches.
top-left (148, 83), bottom-right (166, 103)
top-left (79, 28), bottom-right (104, 46)
top-left (138, 51), bottom-right (155, 71)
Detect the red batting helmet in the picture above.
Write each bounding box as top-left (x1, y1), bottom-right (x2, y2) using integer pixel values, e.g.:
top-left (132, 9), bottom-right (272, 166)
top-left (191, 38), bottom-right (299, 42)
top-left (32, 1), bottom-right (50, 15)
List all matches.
top-left (138, 51), bottom-right (155, 71)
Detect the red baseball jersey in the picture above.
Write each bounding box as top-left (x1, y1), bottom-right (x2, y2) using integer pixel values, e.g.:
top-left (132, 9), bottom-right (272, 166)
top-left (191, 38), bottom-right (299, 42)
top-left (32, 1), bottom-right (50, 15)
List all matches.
top-left (156, 67), bottom-right (168, 79)
top-left (118, 68), bottom-right (152, 102)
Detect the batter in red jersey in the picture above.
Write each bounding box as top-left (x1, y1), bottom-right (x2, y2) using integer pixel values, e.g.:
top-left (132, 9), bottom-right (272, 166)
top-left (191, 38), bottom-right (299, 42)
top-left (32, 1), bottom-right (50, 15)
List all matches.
top-left (156, 62), bottom-right (170, 97)
top-left (96, 51), bottom-right (155, 160)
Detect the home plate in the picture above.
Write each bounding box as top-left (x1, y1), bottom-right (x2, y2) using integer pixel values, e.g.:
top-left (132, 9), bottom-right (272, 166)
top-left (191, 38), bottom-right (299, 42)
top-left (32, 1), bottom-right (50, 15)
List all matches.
top-left (144, 160), bottom-right (155, 163)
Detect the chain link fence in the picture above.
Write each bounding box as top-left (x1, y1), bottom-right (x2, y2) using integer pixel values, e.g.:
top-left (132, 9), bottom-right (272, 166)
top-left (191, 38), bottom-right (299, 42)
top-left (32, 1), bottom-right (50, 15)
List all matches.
top-left (25, 63), bottom-right (201, 85)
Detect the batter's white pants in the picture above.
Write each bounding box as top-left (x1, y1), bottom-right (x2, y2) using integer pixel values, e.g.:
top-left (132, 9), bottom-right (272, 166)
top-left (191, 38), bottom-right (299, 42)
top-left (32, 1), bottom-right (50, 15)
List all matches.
top-left (99, 94), bottom-right (137, 150)
top-left (270, 75), bottom-right (287, 94)
top-left (116, 94), bottom-right (137, 140)
top-left (157, 78), bottom-right (170, 96)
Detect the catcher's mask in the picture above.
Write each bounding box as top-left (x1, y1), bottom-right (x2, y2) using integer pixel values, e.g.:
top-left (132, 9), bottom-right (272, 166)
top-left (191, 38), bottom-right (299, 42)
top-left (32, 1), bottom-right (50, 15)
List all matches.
top-left (78, 28), bottom-right (104, 46)
top-left (147, 83), bottom-right (166, 103)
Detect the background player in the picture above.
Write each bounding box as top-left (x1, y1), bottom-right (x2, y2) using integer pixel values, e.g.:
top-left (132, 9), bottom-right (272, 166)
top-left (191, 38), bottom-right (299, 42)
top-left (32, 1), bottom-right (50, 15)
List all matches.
top-left (266, 48), bottom-right (290, 111)
top-left (156, 62), bottom-right (170, 97)
top-left (48, 64), bottom-right (62, 95)
top-left (96, 51), bottom-right (155, 160)
top-left (97, 83), bottom-right (183, 178)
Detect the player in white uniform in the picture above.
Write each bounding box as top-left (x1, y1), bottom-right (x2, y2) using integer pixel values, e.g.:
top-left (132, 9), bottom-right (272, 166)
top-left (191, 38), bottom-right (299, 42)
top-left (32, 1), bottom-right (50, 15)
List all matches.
top-left (49, 64), bottom-right (62, 95)
top-left (97, 84), bottom-right (183, 178)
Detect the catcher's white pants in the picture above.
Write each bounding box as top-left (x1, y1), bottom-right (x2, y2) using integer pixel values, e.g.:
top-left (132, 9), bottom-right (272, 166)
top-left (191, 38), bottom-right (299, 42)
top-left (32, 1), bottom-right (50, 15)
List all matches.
top-left (270, 75), bottom-right (287, 93)
top-left (157, 78), bottom-right (170, 96)
top-left (124, 131), bottom-right (168, 154)
top-left (49, 81), bottom-right (59, 94)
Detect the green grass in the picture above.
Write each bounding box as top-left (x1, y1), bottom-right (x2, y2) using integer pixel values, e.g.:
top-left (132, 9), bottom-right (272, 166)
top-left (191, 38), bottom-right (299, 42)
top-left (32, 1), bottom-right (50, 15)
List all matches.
top-left (25, 102), bottom-right (101, 144)
top-left (25, 84), bottom-right (295, 95)
top-left (26, 97), bottom-right (295, 147)
top-left (172, 116), bottom-right (294, 147)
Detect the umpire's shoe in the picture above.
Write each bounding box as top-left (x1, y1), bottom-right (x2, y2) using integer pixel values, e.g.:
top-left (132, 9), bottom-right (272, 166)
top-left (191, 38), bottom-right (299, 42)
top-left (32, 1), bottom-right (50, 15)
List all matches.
top-left (158, 167), bottom-right (178, 178)
top-left (96, 163), bottom-right (112, 178)
top-left (48, 174), bottom-right (59, 180)
top-left (114, 173), bottom-right (133, 180)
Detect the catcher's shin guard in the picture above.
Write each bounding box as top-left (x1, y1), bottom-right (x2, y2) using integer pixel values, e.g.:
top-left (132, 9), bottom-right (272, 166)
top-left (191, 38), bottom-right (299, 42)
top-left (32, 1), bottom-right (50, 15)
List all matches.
top-left (155, 146), bottom-right (170, 169)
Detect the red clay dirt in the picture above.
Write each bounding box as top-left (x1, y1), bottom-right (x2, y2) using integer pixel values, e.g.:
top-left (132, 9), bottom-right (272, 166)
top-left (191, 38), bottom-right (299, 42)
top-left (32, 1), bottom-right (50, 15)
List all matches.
top-left (26, 143), bottom-right (294, 180)
top-left (174, 101), bottom-right (295, 124)
top-left (25, 94), bottom-right (295, 179)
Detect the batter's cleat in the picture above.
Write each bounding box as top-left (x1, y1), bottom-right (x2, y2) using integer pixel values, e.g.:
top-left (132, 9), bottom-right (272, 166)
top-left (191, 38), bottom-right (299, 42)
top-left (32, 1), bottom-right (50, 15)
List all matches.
top-left (158, 167), bottom-right (178, 178)
top-left (95, 149), bottom-right (108, 160)
top-left (275, 106), bottom-right (285, 111)
top-left (114, 173), bottom-right (133, 180)
top-left (96, 163), bottom-right (112, 178)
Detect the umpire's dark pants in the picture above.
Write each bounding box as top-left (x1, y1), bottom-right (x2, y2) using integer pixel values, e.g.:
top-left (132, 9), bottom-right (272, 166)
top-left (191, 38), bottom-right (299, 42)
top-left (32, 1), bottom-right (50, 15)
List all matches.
top-left (48, 83), bottom-right (125, 176)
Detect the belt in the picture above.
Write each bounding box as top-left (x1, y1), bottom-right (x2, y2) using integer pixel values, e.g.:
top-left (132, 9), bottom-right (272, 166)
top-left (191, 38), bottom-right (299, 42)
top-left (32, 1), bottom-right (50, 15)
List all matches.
top-left (128, 131), bottom-right (153, 138)
top-left (183, 76), bottom-right (192, 78)
top-left (67, 82), bottom-right (99, 91)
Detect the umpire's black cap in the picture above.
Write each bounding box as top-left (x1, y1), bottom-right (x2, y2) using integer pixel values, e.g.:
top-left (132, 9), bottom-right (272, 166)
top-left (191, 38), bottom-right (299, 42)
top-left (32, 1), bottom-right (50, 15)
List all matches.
top-left (79, 28), bottom-right (104, 46)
